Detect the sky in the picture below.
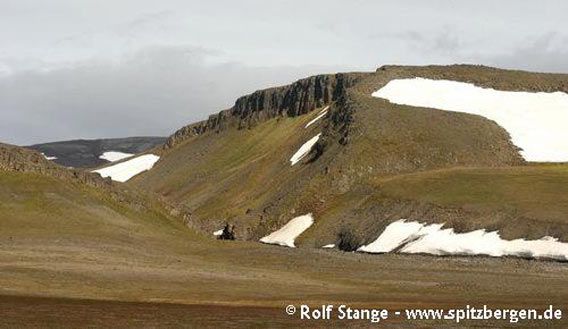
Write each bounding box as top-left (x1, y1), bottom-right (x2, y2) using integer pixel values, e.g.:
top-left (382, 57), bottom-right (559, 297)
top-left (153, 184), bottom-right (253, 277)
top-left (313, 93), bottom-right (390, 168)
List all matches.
top-left (2, 0), bottom-right (568, 145)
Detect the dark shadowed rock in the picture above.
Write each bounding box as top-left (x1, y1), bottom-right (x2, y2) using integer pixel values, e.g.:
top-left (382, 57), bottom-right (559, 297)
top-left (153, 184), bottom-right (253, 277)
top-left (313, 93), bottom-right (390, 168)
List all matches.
top-left (28, 136), bottom-right (167, 168)
top-left (164, 73), bottom-right (365, 149)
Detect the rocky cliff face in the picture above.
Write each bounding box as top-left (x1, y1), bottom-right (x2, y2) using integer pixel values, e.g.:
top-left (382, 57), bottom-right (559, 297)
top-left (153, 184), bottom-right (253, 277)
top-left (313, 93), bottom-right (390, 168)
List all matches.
top-left (164, 73), bottom-right (365, 149)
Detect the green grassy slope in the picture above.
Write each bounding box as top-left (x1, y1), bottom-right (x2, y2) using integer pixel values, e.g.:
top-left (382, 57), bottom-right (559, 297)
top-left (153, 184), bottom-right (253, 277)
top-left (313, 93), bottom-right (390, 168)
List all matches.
top-left (377, 165), bottom-right (568, 218)
top-left (0, 171), bottom-right (194, 247)
top-left (300, 164), bottom-right (568, 247)
top-left (129, 111), bottom-right (330, 239)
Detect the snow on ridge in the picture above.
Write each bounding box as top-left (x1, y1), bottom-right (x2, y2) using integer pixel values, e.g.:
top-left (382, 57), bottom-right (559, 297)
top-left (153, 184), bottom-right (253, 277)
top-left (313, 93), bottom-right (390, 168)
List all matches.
top-left (305, 106), bottom-right (330, 128)
top-left (99, 151), bottom-right (134, 162)
top-left (290, 134), bottom-right (321, 166)
top-left (359, 219), bottom-right (568, 261)
top-left (260, 214), bottom-right (314, 248)
top-left (372, 78), bottom-right (568, 162)
top-left (92, 154), bottom-right (160, 182)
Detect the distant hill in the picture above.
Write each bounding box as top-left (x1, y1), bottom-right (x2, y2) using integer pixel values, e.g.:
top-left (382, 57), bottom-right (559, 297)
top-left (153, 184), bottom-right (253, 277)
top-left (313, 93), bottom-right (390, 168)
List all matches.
top-left (27, 136), bottom-right (166, 168)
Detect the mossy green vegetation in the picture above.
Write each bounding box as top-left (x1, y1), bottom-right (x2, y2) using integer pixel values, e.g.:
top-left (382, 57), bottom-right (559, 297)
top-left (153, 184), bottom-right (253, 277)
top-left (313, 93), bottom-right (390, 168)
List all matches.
top-left (0, 171), bottom-right (198, 249)
top-left (377, 164), bottom-right (568, 217)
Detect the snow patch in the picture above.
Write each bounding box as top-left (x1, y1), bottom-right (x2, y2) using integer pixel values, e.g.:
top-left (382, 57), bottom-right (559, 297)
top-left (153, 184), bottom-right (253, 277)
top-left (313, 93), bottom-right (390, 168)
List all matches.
top-left (305, 106), bottom-right (329, 128)
top-left (99, 151), bottom-right (134, 162)
top-left (92, 154), bottom-right (160, 182)
top-left (213, 229), bottom-right (224, 236)
top-left (358, 220), bottom-right (434, 253)
top-left (260, 214), bottom-right (314, 248)
top-left (41, 153), bottom-right (57, 161)
top-left (322, 244), bottom-right (335, 249)
top-left (373, 78), bottom-right (568, 162)
top-left (359, 220), bottom-right (568, 261)
top-left (290, 134), bottom-right (321, 166)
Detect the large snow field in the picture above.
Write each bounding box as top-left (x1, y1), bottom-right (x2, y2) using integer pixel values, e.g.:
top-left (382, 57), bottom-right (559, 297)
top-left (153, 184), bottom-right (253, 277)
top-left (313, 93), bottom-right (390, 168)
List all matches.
top-left (373, 78), bottom-right (568, 162)
top-left (259, 214), bottom-right (314, 248)
top-left (305, 106), bottom-right (329, 128)
top-left (99, 151), bottom-right (134, 162)
top-left (92, 154), bottom-right (160, 182)
top-left (290, 134), bottom-right (321, 166)
top-left (359, 219), bottom-right (568, 261)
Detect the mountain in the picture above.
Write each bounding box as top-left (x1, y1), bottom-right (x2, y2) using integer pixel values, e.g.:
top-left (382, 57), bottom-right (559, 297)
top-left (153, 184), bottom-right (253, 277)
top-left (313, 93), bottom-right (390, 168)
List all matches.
top-left (3, 65), bottom-right (568, 326)
top-left (129, 65), bottom-right (568, 255)
top-left (27, 136), bottom-right (166, 168)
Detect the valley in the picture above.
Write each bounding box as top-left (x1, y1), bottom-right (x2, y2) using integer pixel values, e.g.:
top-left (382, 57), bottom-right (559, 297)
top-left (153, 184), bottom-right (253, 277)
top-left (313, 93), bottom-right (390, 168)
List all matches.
top-left (2, 65), bottom-right (568, 327)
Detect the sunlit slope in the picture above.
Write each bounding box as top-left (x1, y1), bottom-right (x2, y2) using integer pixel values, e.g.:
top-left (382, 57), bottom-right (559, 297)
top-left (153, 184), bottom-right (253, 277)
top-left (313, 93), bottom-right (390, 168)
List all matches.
top-left (129, 114), bottom-right (328, 239)
top-left (0, 170), bottom-right (199, 257)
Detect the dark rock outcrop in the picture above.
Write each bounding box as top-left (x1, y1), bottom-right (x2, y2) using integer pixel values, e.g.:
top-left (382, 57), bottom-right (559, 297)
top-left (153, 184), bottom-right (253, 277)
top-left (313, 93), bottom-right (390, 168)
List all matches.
top-left (28, 136), bottom-right (167, 168)
top-left (164, 73), bottom-right (365, 149)
top-left (1, 142), bottom-right (113, 189)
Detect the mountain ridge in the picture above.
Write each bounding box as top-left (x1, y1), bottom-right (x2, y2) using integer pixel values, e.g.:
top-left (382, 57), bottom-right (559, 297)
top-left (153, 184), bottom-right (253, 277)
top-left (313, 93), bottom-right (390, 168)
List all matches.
top-left (164, 73), bottom-right (366, 149)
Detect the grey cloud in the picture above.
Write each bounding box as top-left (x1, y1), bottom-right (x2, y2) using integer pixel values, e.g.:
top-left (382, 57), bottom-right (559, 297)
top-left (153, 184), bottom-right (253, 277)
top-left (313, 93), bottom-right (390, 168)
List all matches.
top-left (372, 27), bottom-right (463, 58)
top-left (483, 33), bottom-right (568, 73)
top-left (2, 1), bottom-right (568, 146)
top-left (0, 45), bottom-right (338, 145)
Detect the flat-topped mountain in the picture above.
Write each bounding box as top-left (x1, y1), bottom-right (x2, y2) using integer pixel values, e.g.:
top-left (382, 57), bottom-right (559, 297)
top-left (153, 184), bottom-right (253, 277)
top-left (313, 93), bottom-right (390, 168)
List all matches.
top-left (128, 65), bottom-right (568, 256)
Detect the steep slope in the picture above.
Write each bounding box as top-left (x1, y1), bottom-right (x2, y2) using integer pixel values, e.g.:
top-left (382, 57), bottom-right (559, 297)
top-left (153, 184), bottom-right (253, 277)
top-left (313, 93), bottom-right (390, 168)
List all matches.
top-left (27, 136), bottom-right (166, 168)
top-left (127, 64), bottom-right (568, 250)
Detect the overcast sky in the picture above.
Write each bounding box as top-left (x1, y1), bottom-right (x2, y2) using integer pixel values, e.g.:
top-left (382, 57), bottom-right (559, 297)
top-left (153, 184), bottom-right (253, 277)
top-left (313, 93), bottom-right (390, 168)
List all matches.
top-left (2, 0), bottom-right (568, 145)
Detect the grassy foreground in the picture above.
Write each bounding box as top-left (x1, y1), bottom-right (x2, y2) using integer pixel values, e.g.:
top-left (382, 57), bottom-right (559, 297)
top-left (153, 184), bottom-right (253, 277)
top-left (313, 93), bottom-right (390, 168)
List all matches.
top-left (1, 171), bottom-right (568, 327)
